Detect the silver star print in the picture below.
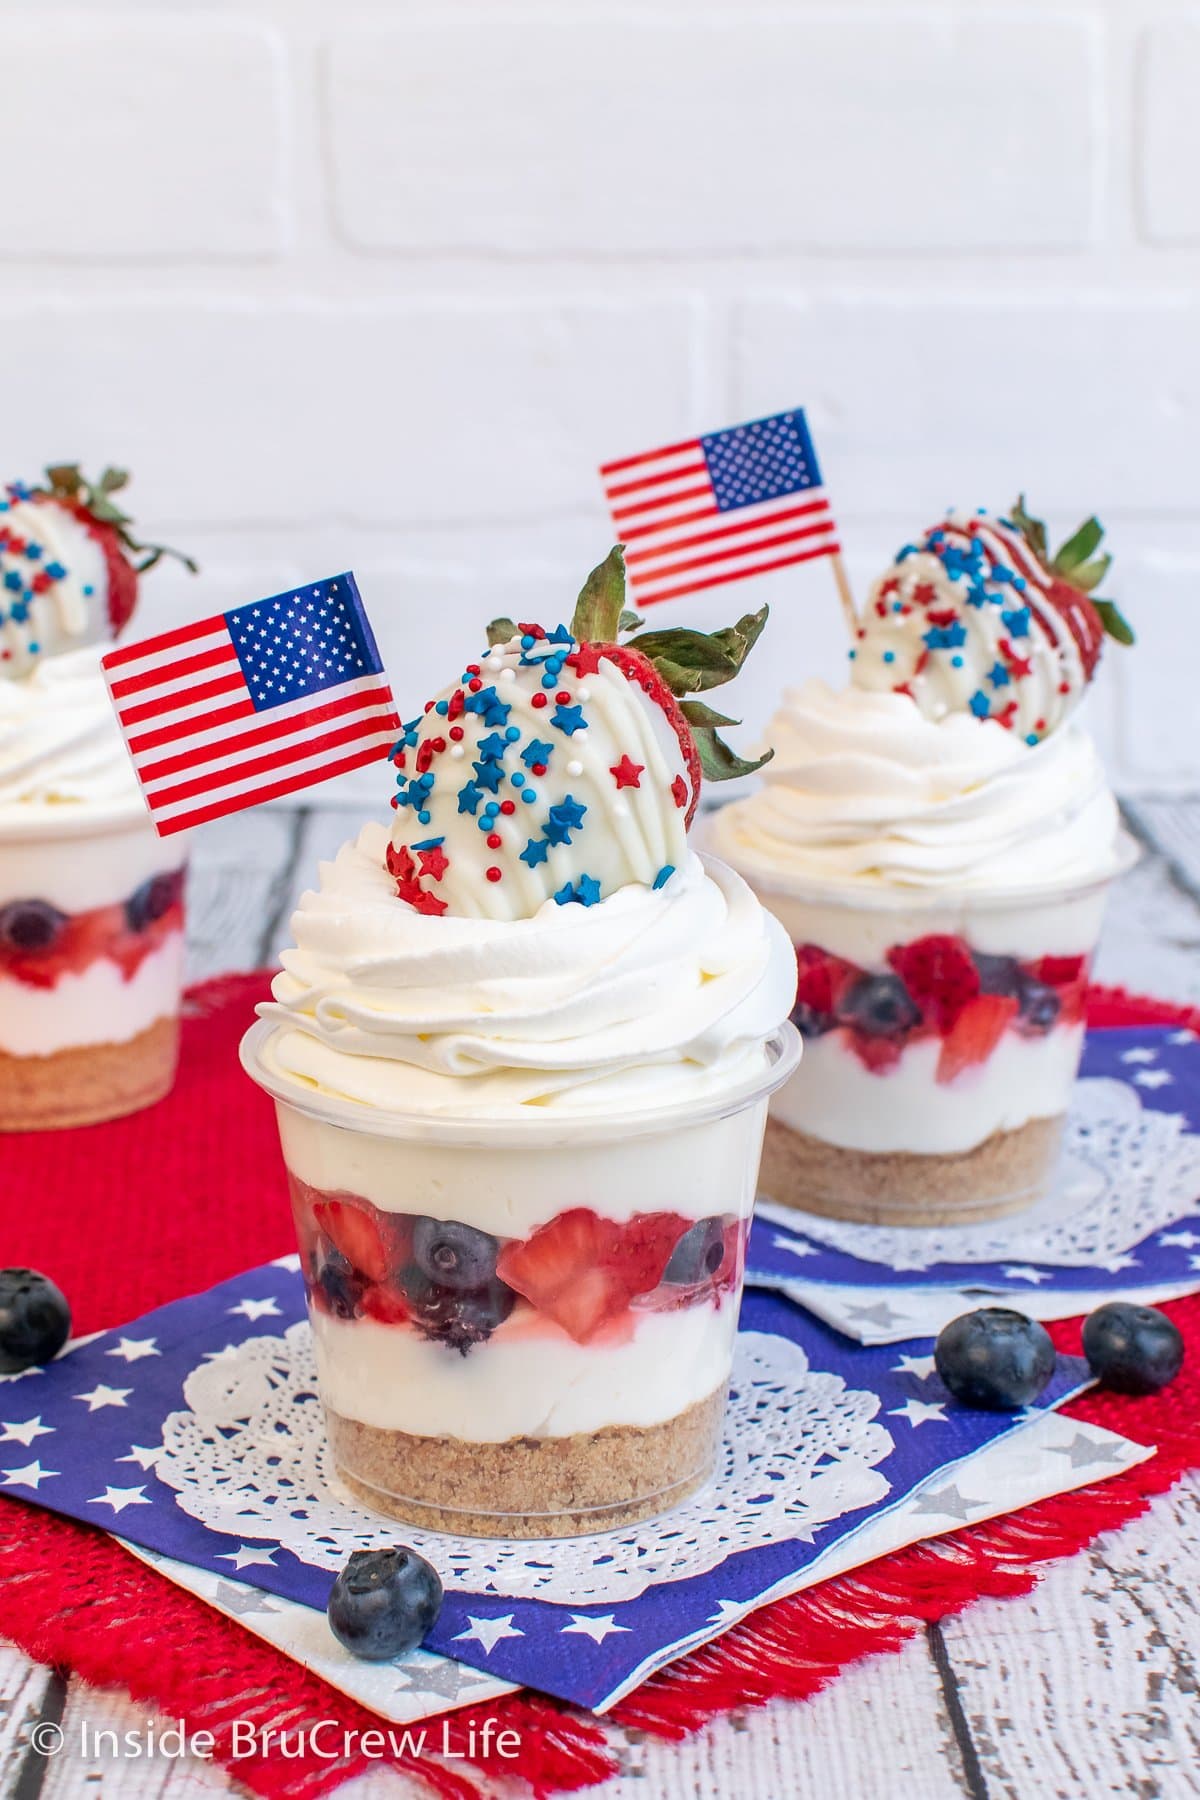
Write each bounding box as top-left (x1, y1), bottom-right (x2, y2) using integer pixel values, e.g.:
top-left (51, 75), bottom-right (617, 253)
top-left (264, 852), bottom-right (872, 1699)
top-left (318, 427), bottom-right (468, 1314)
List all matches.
top-left (1050, 1432), bottom-right (1132, 1471)
top-left (845, 1300), bottom-right (901, 1328)
top-left (394, 1658), bottom-right (493, 1702)
top-left (213, 1581), bottom-right (279, 1617)
top-left (909, 1482), bottom-right (983, 1522)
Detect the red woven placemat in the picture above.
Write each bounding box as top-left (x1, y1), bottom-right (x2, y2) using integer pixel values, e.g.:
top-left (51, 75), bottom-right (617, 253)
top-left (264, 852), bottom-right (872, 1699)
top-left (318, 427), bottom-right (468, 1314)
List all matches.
top-left (0, 973), bottom-right (1198, 1797)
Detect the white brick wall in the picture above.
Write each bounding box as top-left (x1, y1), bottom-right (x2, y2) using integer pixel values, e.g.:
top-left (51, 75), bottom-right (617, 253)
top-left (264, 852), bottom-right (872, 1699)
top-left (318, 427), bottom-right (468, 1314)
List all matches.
top-left (5, 0), bottom-right (1198, 800)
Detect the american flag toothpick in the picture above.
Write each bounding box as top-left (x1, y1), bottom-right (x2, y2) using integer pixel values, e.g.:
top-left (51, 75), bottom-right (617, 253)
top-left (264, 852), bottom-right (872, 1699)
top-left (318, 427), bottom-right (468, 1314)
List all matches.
top-left (102, 572), bottom-right (400, 836)
top-left (599, 407), bottom-right (855, 631)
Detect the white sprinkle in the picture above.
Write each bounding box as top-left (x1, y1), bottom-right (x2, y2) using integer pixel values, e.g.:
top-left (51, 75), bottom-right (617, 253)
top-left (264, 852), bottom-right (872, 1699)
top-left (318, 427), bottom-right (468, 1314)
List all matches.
top-left (613, 801), bottom-right (629, 818)
top-left (499, 667), bottom-right (516, 683)
top-left (567, 760), bottom-right (583, 776)
top-left (450, 744), bottom-right (465, 759)
top-left (577, 685), bottom-right (591, 701)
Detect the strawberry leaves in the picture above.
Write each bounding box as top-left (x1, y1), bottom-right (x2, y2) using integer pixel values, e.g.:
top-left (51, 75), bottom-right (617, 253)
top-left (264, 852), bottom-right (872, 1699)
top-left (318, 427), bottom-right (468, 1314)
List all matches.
top-left (1009, 495), bottom-right (1133, 648)
top-left (571, 544), bottom-right (627, 644)
top-left (42, 464), bottom-right (198, 576)
top-left (485, 616), bottom-right (519, 647)
top-left (680, 699), bottom-right (772, 779)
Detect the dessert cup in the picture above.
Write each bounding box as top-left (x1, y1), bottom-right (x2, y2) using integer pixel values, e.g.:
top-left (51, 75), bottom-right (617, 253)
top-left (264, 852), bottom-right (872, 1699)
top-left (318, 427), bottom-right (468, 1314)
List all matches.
top-left (0, 807), bottom-right (186, 1129)
top-left (742, 848), bottom-right (1135, 1227)
top-left (242, 1019), bottom-right (800, 1540)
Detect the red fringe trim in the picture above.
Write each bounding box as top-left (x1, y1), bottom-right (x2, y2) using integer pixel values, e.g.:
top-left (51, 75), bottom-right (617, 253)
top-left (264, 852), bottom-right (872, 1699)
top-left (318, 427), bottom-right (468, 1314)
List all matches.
top-left (0, 980), bottom-right (1195, 1796)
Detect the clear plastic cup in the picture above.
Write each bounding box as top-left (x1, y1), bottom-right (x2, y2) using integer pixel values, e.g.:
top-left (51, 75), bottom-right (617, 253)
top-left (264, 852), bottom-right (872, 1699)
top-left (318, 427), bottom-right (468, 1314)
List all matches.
top-left (741, 844), bottom-right (1136, 1226)
top-left (241, 1019), bottom-right (801, 1540)
top-left (0, 807), bottom-right (186, 1130)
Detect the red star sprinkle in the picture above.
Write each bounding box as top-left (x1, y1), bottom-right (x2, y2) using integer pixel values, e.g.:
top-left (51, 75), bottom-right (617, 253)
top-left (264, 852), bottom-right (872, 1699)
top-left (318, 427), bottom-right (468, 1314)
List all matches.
top-left (417, 846), bottom-right (449, 882)
top-left (568, 642), bottom-right (604, 677)
top-left (1007, 654), bottom-right (1033, 679)
top-left (386, 844), bottom-right (416, 883)
top-left (411, 889), bottom-right (449, 916)
top-left (517, 623), bottom-right (544, 640)
top-left (610, 755), bottom-right (644, 790)
top-left (879, 577), bottom-right (900, 598)
top-left (671, 775), bottom-right (688, 809)
top-left (911, 582), bottom-right (938, 606)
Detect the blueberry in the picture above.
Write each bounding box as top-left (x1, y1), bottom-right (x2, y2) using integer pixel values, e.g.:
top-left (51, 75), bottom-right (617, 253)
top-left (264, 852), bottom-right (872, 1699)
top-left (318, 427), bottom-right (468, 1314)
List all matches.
top-left (1017, 979), bottom-right (1060, 1033)
top-left (974, 952), bottom-right (1021, 996)
top-left (125, 872), bottom-right (181, 933)
top-left (837, 973), bottom-right (921, 1038)
top-left (0, 900), bottom-right (66, 955)
top-left (790, 999), bottom-right (835, 1039)
top-left (663, 1218), bottom-right (726, 1285)
top-left (411, 1217), bottom-right (499, 1290)
top-left (327, 1547), bottom-right (443, 1662)
top-left (1081, 1302), bottom-right (1184, 1395)
top-left (312, 1242), bottom-right (364, 1320)
top-left (934, 1307), bottom-right (1056, 1410)
top-left (399, 1266), bottom-right (515, 1354)
top-left (0, 1269), bottom-right (71, 1373)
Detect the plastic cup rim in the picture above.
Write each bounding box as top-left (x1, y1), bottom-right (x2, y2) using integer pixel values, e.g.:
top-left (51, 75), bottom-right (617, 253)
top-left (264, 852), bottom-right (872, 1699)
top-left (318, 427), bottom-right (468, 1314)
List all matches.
top-left (239, 1016), bottom-right (803, 1149)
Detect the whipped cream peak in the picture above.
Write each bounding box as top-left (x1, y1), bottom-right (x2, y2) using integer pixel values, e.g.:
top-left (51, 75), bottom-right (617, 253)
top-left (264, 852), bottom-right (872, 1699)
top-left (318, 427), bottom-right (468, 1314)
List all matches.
top-left (0, 644), bottom-right (149, 822)
top-left (851, 505), bottom-right (1129, 743)
top-left (264, 822), bottom-right (796, 1117)
top-left (710, 677), bottom-right (1123, 895)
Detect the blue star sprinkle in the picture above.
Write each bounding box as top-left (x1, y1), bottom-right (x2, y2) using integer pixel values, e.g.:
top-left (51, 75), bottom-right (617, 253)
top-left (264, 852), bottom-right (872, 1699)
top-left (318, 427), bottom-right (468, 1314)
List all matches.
top-left (521, 739), bottom-right (554, 769)
top-left (520, 838), bottom-right (550, 868)
top-left (1001, 607), bottom-right (1031, 639)
top-left (551, 704), bottom-right (587, 737)
top-left (969, 690), bottom-right (991, 720)
top-left (456, 782), bottom-right (482, 816)
top-left (987, 661), bottom-right (1011, 689)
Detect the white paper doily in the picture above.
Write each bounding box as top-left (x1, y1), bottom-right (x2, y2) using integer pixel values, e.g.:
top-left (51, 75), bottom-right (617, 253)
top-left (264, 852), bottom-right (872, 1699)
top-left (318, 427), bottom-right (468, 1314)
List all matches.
top-left (775, 1077), bottom-right (1200, 1274)
top-left (155, 1323), bottom-right (893, 1605)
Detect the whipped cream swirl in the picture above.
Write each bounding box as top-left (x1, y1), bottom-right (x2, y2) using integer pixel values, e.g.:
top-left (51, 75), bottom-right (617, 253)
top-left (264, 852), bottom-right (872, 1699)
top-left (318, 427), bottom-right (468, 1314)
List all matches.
top-left (0, 646), bottom-right (145, 821)
top-left (710, 680), bottom-right (1122, 894)
top-left (261, 822), bottom-right (795, 1116)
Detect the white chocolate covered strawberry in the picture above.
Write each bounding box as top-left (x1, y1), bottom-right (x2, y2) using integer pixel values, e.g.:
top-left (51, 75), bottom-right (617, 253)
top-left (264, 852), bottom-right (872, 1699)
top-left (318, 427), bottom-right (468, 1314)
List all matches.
top-left (850, 502), bottom-right (1132, 743)
top-left (387, 547), bottom-right (769, 920)
top-left (0, 466), bottom-right (194, 679)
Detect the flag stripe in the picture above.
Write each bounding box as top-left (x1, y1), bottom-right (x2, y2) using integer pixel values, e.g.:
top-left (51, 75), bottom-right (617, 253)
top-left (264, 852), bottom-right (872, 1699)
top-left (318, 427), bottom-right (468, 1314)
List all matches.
top-left (116, 669), bottom-right (246, 728)
top-left (603, 459), bottom-right (708, 501)
top-left (629, 541), bottom-right (842, 607)
top-left (135, 681), bottom-right (397, 784)
top-left (102, 613), bottom-right (225, 670)
top-left (107, 641), bottom-right (238, 701)
top-left (152, 735), bottom-right (399, 837)
top-left (598, 436), bottom-right (700, 476)
top-left (624, 499), bottom-right (835, 567)
top-left (627, 521), bottom-right (840, 586)
top-left (126, 694), bottom-right (257, 756)
top-left (143, 709), bottom-right (401, 810)
top-left (617, 502), bottom-right (721, 543)
top-left (609, 484), bottom-right (714, 527)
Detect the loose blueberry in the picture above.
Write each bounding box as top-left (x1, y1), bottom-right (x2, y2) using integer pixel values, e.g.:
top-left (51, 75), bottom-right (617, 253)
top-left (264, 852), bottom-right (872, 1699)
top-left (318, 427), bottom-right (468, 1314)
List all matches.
top-left (1017, 979), bottom-right (1060, 1033)
top-left (0, 900), bottom-right (67, 955)
top-left (837, 973), bottom-right (921, 1038)
top-left (399, 1266), bottom-right (515, 1353)
top-left (663, 1218), bottom-right (726, 1285)
top-left (411, 1217), bottom-right (499, 1290)
top-left (327, 1547), bottom-right (443, 1661)
top-left (790, 999), bottom-right (835, 1039)
top-left (312, 1242), bottom-right (364, 1320)
top-left (973, 952), bottom-right (1021, 997)
top-left (1081, 1302), bottom-right (1184, 1395)
top-left (934, 1307), bottom-right (1056, 1410)
top-left (125, 872), bottom-right (181, 933)
top-left (0, 1269), bottom-right (71, 1373)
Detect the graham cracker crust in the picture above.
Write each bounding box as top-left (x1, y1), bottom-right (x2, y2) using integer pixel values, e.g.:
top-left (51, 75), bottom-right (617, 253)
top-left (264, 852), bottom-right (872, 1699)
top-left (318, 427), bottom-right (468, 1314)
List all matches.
top-left (758, 1112), bottom-right (1066, 1227)
top-left (326, 1386), bottom-right (727, 1539)
top-left (0, 1015), bottom-right (181, 1131)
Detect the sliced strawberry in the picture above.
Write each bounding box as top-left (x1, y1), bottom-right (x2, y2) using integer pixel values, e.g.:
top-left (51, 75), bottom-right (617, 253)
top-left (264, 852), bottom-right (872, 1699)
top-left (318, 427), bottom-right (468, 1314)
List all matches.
top-left (596, 644), bottom-right (701, 826)
top-left (497, 1207), bottom-right (687, 1343)
top-left (312, 1198), bottom-right (389, 1283)
top-left (887, 935), bottom-right (980, 1032)
top-left (1029, 954), bottom-right (1087, 987)
top-left (847, 1032), bottom-right (906, 1074)
top-left (360, 1284), bottom-right (411, 1326)
top-left (937, 994), bottom-right (1019, 1084)
top-left (794, 942), bottom-right (859, 1016)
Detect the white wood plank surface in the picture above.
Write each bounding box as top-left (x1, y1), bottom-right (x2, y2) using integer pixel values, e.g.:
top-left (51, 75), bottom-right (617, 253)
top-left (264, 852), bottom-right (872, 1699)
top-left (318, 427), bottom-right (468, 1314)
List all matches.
top-left (3, 795), bottom-right (1200, 1800)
